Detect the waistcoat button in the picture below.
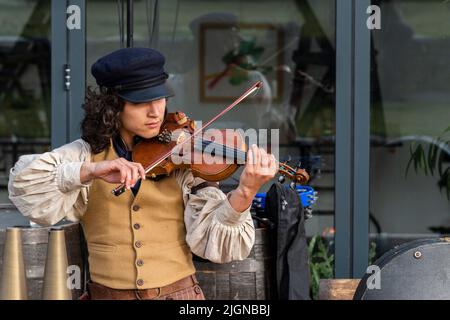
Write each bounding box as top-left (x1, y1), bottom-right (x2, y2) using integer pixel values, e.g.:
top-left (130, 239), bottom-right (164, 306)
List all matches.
top-left (133, 223), bottom-right (141, 230)
top-left (132, 205), bottom-right (140, 212)
top-left (136, 259), bottom-right (144, 267)
top-left (135, 241), bottom-right (142, 248)
top-left (137, 279), bottom-right (144, 286)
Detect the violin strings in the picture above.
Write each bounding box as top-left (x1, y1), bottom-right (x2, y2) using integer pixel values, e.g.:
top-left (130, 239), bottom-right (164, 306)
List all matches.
top-left (176, 137), bottom-right (303, 177)
top-left (195, 140), bottom-right (295, 175)
top-left (196, 139), bottom-right (247, 162)
top-left (194, 138), bottom-right (295, 171)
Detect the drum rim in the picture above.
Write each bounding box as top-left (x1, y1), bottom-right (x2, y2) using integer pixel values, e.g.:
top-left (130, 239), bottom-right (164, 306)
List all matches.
top-left (353, 237), bottom-right (450, 300)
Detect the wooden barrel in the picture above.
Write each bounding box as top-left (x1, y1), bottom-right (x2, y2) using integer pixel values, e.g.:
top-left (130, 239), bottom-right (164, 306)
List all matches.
top-left (194, 227), bottom-right (276, 300)
top-left (0, 204), bottom-right (84, 300)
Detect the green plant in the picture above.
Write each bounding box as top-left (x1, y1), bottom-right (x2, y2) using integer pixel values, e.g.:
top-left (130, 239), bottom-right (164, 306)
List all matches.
top-left (405, 126), bottom-right (450, 199)
top-left (369, 241), bottom-right (377, 265)
top-left (308, 236), bottom-right (378, 300)
top-left (308, 236), bottom-right (334, 300)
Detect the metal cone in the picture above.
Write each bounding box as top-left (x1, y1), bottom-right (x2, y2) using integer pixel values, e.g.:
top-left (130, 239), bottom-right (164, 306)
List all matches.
top-left (0, 227), bottom-right (28, 300)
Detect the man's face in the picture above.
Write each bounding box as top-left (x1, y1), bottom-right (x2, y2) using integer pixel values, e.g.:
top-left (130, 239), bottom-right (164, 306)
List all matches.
top-left (119, 98), bottom-right (166, 139)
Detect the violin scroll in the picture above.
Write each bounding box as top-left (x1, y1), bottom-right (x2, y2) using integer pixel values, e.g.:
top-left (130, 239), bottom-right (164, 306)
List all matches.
top-left (277, 161), bottom-right (310, 187)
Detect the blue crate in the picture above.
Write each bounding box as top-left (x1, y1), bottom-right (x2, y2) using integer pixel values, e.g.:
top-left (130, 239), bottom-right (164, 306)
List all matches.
top-left (252, 185), bottom-right (317, 211)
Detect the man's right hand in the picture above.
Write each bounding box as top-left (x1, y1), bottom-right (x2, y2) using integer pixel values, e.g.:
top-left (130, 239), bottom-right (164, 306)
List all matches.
top-left (80, 158), bottom-right (146, 189)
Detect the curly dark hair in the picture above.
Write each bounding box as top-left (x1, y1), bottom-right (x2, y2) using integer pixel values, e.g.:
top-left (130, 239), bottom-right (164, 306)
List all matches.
top-left (81, 86), bottom-right (124, 154)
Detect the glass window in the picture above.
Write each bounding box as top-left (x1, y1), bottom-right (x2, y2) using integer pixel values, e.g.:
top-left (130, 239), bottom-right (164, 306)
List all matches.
top-left (0, 0), bottom-right (51, 202)
top-left (370, 0), bottom-right (450, 258)
top-left (86, 0), bottom-right (336, 298)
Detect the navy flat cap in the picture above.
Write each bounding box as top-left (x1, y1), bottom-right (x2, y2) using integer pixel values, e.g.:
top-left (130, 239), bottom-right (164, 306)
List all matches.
top-left (91, 47), bottom-right (173, 103)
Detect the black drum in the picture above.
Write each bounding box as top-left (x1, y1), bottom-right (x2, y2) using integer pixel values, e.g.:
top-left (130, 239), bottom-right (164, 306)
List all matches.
top-left (354, 238), bottom-right (450, 300)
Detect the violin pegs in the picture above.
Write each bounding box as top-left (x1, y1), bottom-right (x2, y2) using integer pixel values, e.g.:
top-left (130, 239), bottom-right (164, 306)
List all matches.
top-left (296, 161), bottom-right (302, 170)
top-left (278, 175), bottom-right (286, 184)
top-left (290, 181), bottom-right (296, 190)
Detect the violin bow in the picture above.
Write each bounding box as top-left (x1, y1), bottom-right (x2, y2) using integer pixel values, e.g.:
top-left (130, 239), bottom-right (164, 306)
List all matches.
top-left (112, 81), bottom-right (262, 196)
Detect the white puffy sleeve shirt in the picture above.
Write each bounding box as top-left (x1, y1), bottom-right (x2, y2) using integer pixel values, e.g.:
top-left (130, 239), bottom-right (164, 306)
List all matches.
top-left (8, 139), bottom-right (255, 263)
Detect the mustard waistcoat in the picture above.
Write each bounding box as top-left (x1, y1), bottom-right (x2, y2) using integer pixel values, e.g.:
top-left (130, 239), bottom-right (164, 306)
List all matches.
top-left (81, 143), bottom-right (195, 289)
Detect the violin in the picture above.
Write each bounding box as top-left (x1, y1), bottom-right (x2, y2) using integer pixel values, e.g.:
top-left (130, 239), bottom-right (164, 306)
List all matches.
top-left (112, 82), bottom-right (309, 196)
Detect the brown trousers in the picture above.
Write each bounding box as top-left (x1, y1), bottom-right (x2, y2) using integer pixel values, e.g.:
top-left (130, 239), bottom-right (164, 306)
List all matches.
top-left (80, 274), bottom-right (205, 300)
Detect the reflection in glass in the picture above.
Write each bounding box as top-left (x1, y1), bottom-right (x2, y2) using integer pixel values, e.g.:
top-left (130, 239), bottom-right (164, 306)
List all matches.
top-left (369, 0), bottom-right (450, 258)
top-left (0, 0), bottom-right (51, 202)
